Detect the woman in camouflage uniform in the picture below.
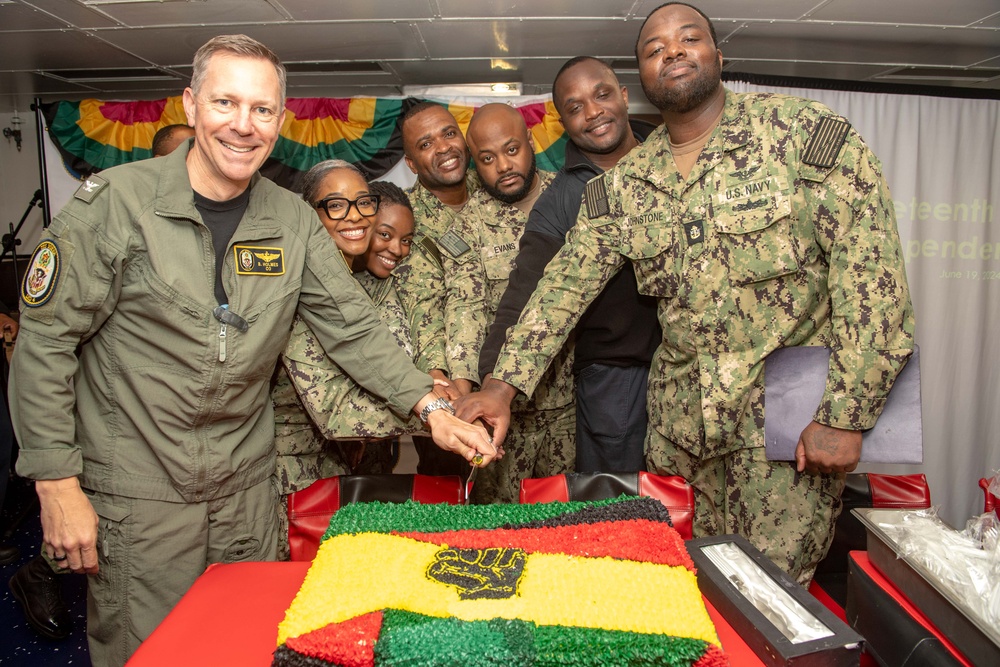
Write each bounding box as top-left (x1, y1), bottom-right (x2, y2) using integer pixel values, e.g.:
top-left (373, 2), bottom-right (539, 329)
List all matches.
top-left (272, 164), bottom-right (425, 559)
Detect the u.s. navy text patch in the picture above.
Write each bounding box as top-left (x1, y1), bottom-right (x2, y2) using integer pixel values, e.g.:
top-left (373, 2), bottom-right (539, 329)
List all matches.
top-left (22, 240), bottom-right (61, 307)
top-left (234, 245), bottom-right (285, 275)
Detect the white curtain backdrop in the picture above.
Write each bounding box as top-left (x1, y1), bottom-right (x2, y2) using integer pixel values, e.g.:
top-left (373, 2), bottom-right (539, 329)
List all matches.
top-left (38, 86), bottom-right (999, 527)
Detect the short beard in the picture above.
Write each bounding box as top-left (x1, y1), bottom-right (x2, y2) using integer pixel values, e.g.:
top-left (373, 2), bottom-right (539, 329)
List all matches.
top-left (418, 147), bottom-right (470, 190)
top-left (642, 56), bottom-right (722, 114)
top-left (483, 152), bottom-right (537, 205)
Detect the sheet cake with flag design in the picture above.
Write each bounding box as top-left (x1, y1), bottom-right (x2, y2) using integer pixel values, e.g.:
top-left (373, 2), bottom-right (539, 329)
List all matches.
top-left (273, 496), bottom-right (728, 667)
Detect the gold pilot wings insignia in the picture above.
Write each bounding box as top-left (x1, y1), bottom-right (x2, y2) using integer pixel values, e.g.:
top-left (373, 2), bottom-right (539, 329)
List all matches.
top-left (233, 245), bottom-right (285, 275)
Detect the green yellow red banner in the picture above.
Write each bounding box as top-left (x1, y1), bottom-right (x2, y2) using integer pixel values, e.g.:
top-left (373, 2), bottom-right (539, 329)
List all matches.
top-left (40, 96), bottom-right (568, 191)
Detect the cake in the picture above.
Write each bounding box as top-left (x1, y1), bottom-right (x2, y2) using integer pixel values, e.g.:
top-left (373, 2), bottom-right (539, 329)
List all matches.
top-left (273, 496), bottom-right (728, 667)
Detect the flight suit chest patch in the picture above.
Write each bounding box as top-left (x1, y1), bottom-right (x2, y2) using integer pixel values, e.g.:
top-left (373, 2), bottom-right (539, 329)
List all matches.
top-left (234, 245), bottom-right (285, 275)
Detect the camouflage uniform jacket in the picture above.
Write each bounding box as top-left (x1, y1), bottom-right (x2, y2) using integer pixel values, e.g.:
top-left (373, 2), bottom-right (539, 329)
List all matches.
top-left (274, 269), bottom-right (421, 493)
top-left (493, 90), bottom-right (915, 459)
top-left (355, 271), bottom-right (413, 358)
top-left (442, 170), bottom-right (575, 411)
top-left (394, 173), bottom-right (481, 374)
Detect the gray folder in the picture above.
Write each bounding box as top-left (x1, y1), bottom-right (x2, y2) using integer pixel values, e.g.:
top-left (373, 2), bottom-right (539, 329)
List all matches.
top-left (763, 346), bottom-right (922, 463)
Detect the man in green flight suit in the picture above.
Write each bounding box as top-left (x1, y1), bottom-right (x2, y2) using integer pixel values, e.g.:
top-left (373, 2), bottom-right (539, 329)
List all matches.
top-left (9, 34), bottom-right (495, 665)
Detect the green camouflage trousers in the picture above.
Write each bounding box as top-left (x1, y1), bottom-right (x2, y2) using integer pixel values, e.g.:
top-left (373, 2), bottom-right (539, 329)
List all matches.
top-left (651, 437), bottom-right (846, 586)
top-left (470, 402), bottom-right (576, 505)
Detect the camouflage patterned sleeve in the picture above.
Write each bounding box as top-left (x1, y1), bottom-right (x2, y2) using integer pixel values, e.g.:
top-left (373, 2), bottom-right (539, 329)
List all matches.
top-left (393, 240), bottom-right (448, 374)
top-left (493, 200), bottom-right (626, 397)
top-left (282, 315), bottom-right (420, 440)
top-left (806, 122), bottom-right (915, 430)
top-left (441, 214), bottom-right (488, 383)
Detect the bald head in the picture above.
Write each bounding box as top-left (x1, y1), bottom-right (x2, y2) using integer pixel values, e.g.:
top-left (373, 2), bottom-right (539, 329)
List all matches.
top-left (467, 104), bottom-right (537, 205)
top-left (467, 103), bottom-right (527, 142)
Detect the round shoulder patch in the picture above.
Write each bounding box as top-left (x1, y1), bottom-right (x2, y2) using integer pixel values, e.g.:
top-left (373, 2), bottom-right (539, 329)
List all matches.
top-left (22, 240), bottom-right (61, 307)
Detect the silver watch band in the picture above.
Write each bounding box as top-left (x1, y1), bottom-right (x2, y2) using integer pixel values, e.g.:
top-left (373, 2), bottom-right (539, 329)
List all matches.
top-left (419, 397), bottom-right (455, 424)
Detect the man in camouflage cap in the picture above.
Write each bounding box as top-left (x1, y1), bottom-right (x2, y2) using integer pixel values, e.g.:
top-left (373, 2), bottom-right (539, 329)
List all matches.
top-left (459, 2), bottom-right (914, 584)
top-left (443, 103), bottom-right (576, 503)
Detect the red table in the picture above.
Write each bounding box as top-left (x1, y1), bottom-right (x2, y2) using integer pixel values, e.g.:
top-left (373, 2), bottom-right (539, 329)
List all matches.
top-left (849, 551), bottom-right (975, 666)
top-left (127, 561), bottom-right (767, 666)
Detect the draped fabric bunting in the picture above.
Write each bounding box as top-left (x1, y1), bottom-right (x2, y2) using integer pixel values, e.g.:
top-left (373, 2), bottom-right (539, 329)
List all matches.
top-left (40, 95), bottom-right (568, 191)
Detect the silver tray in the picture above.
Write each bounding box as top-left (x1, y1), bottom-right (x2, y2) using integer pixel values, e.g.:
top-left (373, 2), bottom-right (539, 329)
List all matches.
top-left (853, 508), bottom-right (1000, 665)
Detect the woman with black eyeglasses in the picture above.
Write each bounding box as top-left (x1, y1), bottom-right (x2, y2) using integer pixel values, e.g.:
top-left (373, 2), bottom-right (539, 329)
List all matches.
top-left (301, 160), bottom-right (380, 272)
top-left (270, 163), bottom-right (483, 559)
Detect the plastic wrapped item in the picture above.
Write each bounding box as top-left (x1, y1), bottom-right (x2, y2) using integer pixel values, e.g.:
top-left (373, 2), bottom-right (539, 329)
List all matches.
top-left (869, 507), bottom-right (1000, 628)
top-left (689, 534), bottom-right (862, 667)
top-left (700, 542), bottom-right (834, 643)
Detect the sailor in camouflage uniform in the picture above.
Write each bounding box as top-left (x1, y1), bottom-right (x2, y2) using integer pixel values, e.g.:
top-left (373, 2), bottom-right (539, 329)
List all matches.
top-left (442, 104), bottom-right (576, 504)
top-left (393, 102), bottom-right (483, 476)
top-left (273, 169), bottom-right (423, 559)
top-left (393, 103), bottom-right (478, 383)
top-left (461, 4), bottom-right (914, 583)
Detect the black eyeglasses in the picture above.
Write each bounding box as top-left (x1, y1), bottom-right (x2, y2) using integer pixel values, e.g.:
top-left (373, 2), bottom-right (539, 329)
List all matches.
top-left (314, 195), bottom-right (380, 220)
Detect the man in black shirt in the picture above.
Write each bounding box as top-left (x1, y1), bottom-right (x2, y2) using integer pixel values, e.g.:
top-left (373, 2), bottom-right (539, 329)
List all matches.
top-left (470, 57), bottom-right (661, 472)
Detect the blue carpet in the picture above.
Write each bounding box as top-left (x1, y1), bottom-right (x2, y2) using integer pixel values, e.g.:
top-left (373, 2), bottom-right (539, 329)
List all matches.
top-left (1, 476), bottom-right (90, 666)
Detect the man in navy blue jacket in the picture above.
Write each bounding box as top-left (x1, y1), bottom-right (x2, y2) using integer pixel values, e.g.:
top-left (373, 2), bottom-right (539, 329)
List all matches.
top-left (471, 57), bottom-right (661, 472)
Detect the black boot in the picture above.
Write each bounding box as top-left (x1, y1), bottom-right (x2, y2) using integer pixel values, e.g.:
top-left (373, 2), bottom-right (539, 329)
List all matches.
top-left (0, 544), bottom-right (19, 566)
top-left (8, 555), bottom-right (72, 639)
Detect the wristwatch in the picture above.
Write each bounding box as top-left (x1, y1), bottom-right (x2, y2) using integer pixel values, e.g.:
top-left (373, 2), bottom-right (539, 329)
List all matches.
top-left (419, 397), bottom-right (455, 424)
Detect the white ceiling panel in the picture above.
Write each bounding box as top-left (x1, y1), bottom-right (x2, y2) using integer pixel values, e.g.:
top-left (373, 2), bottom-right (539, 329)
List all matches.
top-left (416, 18), bottom-right (640, 59)
top-left (0, 0), bottom-right (996, 113)
top-left (0, 29), bottom-right (150, 69)
top-left (0, 70), bottom-right (95, 96)
top-left (90, 0), bottom-right (288, 27)
top-left (972, 12), bottom-right (1000, 28)
top-left (96, 21), bottom-right (424, 65)
top-left (723, 22), bottom-right (1000, 68)
top-left (436, 0), bottom-right (636, 19)
top-left (634, 0), bottom-right (824, 22)
top-left (71, 75), bottom-right (188, 94)
top-left (17, 0), bottom-right (118, 29)
top-left (0, 0), bottom-right (78, 30)
top-left (808, 0), bottom-right (999, 27)
top-left (723, 59), bottom-right (907, 82)
top-left (277, 0), bottom-right (436, 21)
